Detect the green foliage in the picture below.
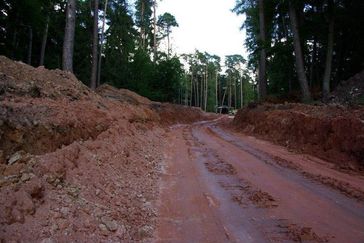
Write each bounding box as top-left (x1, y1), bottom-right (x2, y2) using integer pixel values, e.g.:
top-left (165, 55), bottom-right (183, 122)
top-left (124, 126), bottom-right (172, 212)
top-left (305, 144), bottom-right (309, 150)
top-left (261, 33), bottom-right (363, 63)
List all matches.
top-left (234, 0), bottom-right (364, 100)
top-left (157, 12), bottom-right (179, 38)
top-left (135, 0), bottom-right (153, 50)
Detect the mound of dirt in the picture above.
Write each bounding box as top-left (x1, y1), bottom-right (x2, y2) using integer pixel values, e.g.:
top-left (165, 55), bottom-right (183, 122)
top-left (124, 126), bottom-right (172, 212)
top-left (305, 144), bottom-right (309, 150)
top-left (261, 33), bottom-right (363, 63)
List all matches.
top-left (152, 103), bottom-right (217, 125)
top-left (232, 103), bottom-right (364, 170)
top-left (330, 70), bottom-right (364, 104)
top-left (96, 84), bottom-right (152, 106)
top-left (0, 56), bottom-right (210, 242)
top-left (0, 56), bottom-right (97, 101)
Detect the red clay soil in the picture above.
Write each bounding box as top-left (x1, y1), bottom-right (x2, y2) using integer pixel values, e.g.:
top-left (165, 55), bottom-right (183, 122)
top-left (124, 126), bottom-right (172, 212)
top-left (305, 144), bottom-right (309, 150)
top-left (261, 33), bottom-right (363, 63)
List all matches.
top-left (151, 102), bottom-right (216, 126)
top-left (232, 103), bottom-right (364, 171)
top-left (0, 56), bottom-right (209, 242)
top-left (156, 118), bottom-right (364, 242)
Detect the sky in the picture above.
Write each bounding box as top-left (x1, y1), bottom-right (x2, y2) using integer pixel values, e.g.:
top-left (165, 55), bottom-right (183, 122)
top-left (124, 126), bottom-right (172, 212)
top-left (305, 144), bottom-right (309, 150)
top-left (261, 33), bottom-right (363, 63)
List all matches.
top-left (157, 0), bottom-right (247, 60)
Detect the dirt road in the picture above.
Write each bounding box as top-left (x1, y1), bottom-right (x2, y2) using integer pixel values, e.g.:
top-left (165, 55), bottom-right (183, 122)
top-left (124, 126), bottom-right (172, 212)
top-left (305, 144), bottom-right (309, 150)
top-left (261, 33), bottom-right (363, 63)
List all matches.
top-left (155, 118), bottom-right (364, 243)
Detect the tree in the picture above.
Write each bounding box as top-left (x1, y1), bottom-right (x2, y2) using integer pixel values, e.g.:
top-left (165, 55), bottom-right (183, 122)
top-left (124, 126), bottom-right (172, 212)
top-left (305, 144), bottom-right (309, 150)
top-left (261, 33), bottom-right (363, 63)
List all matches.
top-left (225, 55), bottom-right (245, 109)
top-left (39, 14), bottom-right (49, 66)
top-left (103, 0), bottom-right (136, 87)
top-left (97, 0), bottom-right (109, 86)
top-left (157, 12), bottom-right (179, 58)
top-left (258, 0), bottom-right (267, 100)
top-left (63, 0), bottom-right (76, 72)
top-left (322, 0), bottom-right (335, 100)
top-left (135, 0), bottom-right (153, 51)
top-left (90, 0), bottom-right (99, 90)
top-left (152, 0), bottom-right (157, 61)
top-left (288, 1), bottom-right (311, 102)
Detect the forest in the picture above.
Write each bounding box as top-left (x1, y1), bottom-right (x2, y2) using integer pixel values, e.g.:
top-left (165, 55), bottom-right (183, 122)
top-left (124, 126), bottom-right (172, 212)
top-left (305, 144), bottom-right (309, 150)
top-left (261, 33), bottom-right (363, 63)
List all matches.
top-left (0, 0), bottom-right (363, 110)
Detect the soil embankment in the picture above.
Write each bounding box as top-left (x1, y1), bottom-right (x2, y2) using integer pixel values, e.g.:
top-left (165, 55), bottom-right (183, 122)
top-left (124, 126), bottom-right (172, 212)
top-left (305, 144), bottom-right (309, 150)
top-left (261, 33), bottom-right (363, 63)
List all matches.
top-left (0, 56), bottom-right (209, 242)
top-left (232, 103), bottom-right (364, 171)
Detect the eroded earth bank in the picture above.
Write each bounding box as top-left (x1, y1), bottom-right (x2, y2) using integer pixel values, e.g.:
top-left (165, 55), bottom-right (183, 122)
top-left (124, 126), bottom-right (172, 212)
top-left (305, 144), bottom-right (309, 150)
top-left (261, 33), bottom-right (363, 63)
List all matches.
top-left (1, 56), bottom-right (364, 242)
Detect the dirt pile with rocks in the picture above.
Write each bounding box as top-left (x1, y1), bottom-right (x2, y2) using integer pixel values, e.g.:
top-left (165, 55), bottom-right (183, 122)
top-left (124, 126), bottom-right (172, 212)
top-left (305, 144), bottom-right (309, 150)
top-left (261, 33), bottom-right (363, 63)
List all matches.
top-left (232, 103), bottom-right (364, 171)
top-left (0, 56), bottom-right (210, 242)
top-left (330, 70), bottom-right (364, 104)
top-left (152, 102), bottom-right (216, 125)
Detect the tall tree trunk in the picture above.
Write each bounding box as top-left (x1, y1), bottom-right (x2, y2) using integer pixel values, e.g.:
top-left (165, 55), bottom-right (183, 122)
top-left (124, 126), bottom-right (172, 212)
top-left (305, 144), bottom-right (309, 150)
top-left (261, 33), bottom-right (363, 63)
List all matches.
top-left (141, 1), bottom-right (145, 49)
top-left (204, 67), bottom-right (208, 111)
top-left (194, 78), bottom-right (197, 107)
top-left (63, 0), bottom-right (76, 72)
top-left (235, 78), bottom-right (238, 108)
top-left (90, 0), bottom-right (99, 90)
top-left (11, 29), bottom-right (18, 59)
top-left (167, 32), bottom-right (170, 58)
top-left (288, 2), bottom-right (312, 102)
top-left (200, 77), bottom-right (203, 108)
top-left (258, 0), bottom-right (267, 100)
top-left (309, 36), bottom-right (317, 88)
top-left (322, 0), bottom-right (335, 100)
top-left (240, 76), bottom-right (244, 108)
top-left (190, 73), bottom-right (193, 106)
top-left (221, 88), bottom-right (227, 113)
top-left (39, 15), bottom-right (49, 66)
top-left (196, 78), bottom-right (199, 107)
top-left (215, 71), bottom-right (218, 112)
top-left (27, 26), bottom-right (33, 65)
top-left (153, 0), bottom-right (157, 61)
top-left (228, 78), bottom-right (232, 108)
top-left (97, 0), bottom-right (108, 87)
top-left (185, 75), bottom-right (188, 105)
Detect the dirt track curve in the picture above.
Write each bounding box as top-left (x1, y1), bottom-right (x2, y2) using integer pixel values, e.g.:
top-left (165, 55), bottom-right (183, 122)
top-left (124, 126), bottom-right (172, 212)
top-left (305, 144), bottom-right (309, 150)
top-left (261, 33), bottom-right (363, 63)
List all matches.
top-left (155, 117), bottom-right (364, 243)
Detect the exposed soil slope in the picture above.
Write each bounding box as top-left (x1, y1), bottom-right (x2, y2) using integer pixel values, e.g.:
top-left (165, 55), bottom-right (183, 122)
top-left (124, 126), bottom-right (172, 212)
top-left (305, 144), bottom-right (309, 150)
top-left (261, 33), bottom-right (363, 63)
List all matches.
top-left (0, 56), bottom-right (209, 242)
top-left (232, 103), bottom-right (364, 170)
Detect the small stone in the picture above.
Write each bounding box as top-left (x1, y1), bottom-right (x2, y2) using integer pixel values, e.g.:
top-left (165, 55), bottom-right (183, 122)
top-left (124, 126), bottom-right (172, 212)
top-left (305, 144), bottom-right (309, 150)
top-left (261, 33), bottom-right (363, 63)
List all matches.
top-left (41, 238), bottom-right (55, 243)
top-left (51, 223), bottom-right (59, 233)
top-left (99, 223), bottom-right (107, 231)
top-left (60, 207), bottom-right (69, 217)
top-left (99, 223), bottom-right (109, 236)
top-left (8, 151), bottom-right (24, 165)
top-left (101, 216), bottom-right (118, 232)
top-left (137, 225), bottom-right (154, 238)
top-left (95, 189), bottom-right (101, 196)
top-left (20, 173), bottom-right (32, 182)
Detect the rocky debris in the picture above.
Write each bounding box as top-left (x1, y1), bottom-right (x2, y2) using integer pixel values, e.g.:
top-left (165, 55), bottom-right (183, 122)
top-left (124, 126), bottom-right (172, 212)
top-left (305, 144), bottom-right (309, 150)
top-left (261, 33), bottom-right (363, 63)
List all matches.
top-left (233, 103), bottom-right (364, 170)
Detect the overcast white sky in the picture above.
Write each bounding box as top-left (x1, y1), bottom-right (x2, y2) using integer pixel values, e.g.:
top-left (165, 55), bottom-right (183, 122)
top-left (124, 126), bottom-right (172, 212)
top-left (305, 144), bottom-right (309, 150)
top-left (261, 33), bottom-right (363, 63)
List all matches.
top-left (157, 0), bottom-right (247, 59)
